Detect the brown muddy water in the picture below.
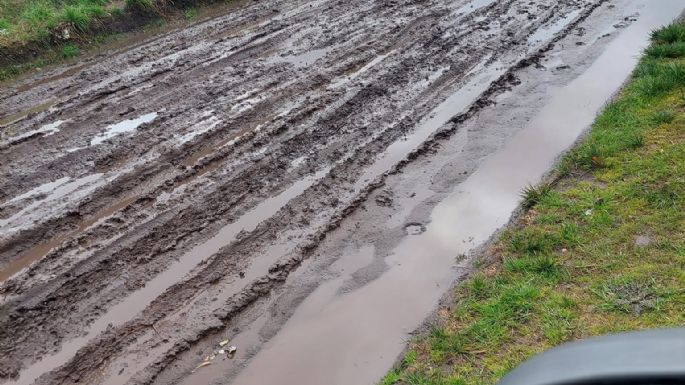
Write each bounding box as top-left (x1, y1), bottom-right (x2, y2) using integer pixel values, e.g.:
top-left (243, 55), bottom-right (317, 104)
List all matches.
top-left (0, 0), bottom-right (683, 384)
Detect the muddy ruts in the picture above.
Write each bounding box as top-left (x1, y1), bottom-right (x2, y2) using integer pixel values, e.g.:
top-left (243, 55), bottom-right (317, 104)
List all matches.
top-left (0, 0), bottom-right (605, 383)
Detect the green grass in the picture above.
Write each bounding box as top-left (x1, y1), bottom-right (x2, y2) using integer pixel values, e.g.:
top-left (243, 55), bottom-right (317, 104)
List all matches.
top-left (519, 182), bottom-right (553, 209)
top-left (0, 0), bottom-right (168, 47)
top-left (61, 43), bottom-right (79, 58)
top-left (651, 22), bottom-right (685, 44)
top-left (384, 21), bottom-right (685, 385)
top-left (0, 0), bottom-right (112, 45)
top-left (0, 0), bottom-right (205, 81)
top-left (125, 0), bottom-right (154, 11)
top-left (184, 7), bottom-right (198, 20)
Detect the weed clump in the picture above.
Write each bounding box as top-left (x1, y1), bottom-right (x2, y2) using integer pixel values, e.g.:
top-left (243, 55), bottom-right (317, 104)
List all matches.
top-left (645, 42), bottom-right (685, 59)
top-left (651, 110), bottom-right (675, 125)
top-left (520, 182), bottom-right (552, 209)
top-left (184, 7), bottom-right (197, 20)
top-left (61, 43), bottom-right (79, 58)
top-left (651, 22), bottom-right (685, 45)
top-left (125, 0), bottom-right (154, 11)
top-left (595, 279), bottom-right (661, 315)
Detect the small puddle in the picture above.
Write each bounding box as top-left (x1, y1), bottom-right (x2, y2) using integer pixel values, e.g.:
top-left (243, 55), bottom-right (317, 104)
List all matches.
top-left (528, 9), bottom-right (582, 46)
top-left (453, 0), bottom-right (497, 16)
top-left (1, 120), bottom-right (64, 145)
top-left (1, 177), bottom-right (71, 206)
top-left (328, 50), bottom-right (394, 89)
top-left (90, 112), bottom-right (158, 146)
top-left (266, 47), bottom-right (331, 68)
top-left (0, 195), bottom-right (138, 284)
top-left (177, 114), bottom-right (222, 145)
top-left (229, 2), bottom-right (684, 384)
top-left (8, 167), bottom-right (331, 385)
top-left (0, 173), bottom-right (104, 235)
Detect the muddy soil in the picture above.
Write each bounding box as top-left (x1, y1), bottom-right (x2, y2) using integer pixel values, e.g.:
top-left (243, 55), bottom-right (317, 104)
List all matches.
top-left (0, 0), bottom-right (681, 384)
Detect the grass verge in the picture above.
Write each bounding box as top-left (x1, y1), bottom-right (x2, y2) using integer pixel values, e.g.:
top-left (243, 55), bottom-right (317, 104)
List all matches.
top-left (382, 21), bottom-right (685, 385)
top-left (0, 0), bottom-right (233, 81)
top-left (1, 0), bottom-right (114, 47)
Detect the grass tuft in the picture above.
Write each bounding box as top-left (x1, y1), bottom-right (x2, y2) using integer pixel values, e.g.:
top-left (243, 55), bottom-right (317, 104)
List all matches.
top-left (595, 278), bottom-right (661, 315)
top-left (184, 7), bottom-right (197, 20)
top-left (503, 256), bottom-right (564, 282)
top-left (645, 42), bottom-right (685, 59)
top-left (651, 22), bottom-right (685, 44)
top-left (61, 43), bottom-right (79, 58)
top-left (651, 110), bottom-right (675, 125)
top-left (62, 5), bottom-right (90, 31)
top-left (633, 62), bottom-right (685, 96)
top-left (125, 0), bottom-right (154, 11)
top-left (520, 182), bottom-right (552, 209)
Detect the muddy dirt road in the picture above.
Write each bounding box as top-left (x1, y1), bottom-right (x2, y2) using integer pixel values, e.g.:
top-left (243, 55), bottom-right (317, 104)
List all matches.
top-left (0, 0), bottom-right (682, 384)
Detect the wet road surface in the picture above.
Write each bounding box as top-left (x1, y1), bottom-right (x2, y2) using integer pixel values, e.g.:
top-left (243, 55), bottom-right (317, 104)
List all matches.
top-left (1, 0), bottom-right (683, 384)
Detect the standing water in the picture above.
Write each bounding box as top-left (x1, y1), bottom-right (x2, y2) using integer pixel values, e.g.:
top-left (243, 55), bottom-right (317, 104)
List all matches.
top-left (230, 2), bottom-right (685, 385)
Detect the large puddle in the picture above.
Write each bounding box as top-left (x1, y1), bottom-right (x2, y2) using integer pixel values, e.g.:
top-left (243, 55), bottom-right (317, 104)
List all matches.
top-left (227, 2), bottom-right (684, 385)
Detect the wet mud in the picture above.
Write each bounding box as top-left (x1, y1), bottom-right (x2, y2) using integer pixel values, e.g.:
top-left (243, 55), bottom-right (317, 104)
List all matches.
top-left (0, 0), bottom-right (682, 384)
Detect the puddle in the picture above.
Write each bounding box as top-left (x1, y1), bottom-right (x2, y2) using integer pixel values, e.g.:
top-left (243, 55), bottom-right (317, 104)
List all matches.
top-left (354, 59), bottom-right (505, 191)
top-left (589, 23), bottom-right (620, 45)
top-left (177, 246), bottom-right (376, 385)
top-left (2, 177), bottom-right (71, 206)
top-left (8, 167), bottom-right (332, 385)
top-left (452, 0), bottom-right (497, 17)
top-left (1, 120), bottom-right (64, 145)
top-left (266, 47), bottom-right (331, 68)
top-left (90, 112), bottom-right (158, 146)
top-left (528, 9), bottom-right (582, 46)
top-left (229, 3), bottom-right (684, 384)
top-left (0, 173), bottom-right (104, 235)
top-left (177, 114), bottom-right (222, 145)
top-left (0, 195), bottom-right (138, 284)
top-left (0, 153), bottom-right (159, 283)
top-left (328, 50), bottom-right (394, 89)
top-left (543, 52), bottom-right (565, 69)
